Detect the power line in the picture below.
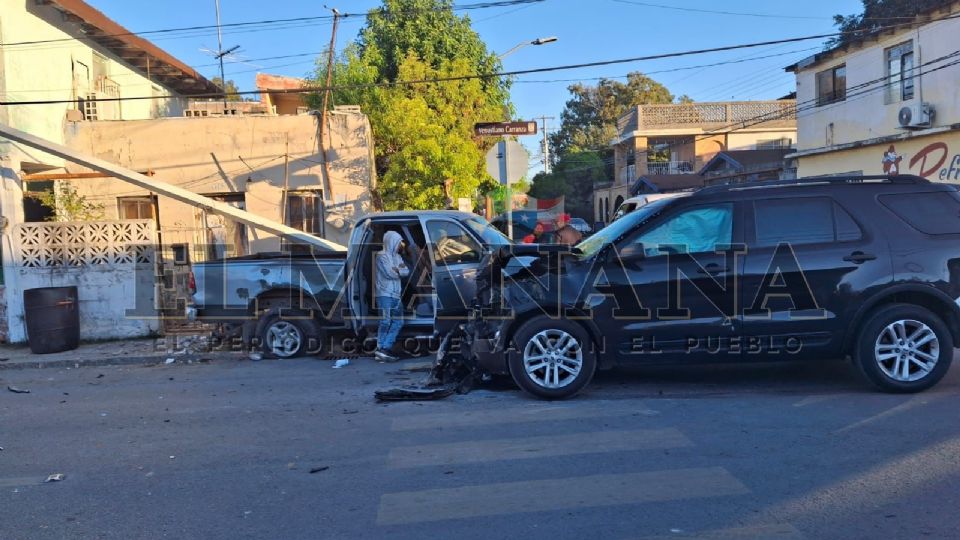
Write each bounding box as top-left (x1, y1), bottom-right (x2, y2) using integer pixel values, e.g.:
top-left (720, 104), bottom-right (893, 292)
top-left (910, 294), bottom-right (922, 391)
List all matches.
top-left (609, 0), bottom-right (934, 22)
top-left (609, 0), bottom-right (828, 20)
top-left (513, 46), bottom-right (820, 84)
top-left (0, 0), bottom-right (544, 48)
top-left (544, 47), bottom-right (960, 180)
top-left (0, 30), bottom-right (878, 106)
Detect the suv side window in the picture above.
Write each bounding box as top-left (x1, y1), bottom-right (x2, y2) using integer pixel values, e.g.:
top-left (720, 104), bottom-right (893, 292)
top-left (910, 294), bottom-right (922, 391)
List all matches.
top-left (753, 197), bottom-right (861, 247)
top-left (629, 203), bottom-right (733, 257)
top-left (880, 191), bottom-right (960, 235)
top-left (426, 220), bottom-right (482, 265)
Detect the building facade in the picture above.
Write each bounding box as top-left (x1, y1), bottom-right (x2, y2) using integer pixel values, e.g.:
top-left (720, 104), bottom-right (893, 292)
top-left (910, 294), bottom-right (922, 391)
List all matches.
top-left (62, 110), bottom-right (376, 256)
top-left (0, 1), bottom-right (377, 344)
top-left (786, 1), bottom-right (960, 179)
top-left (595, 100), bottom-right (797, 224)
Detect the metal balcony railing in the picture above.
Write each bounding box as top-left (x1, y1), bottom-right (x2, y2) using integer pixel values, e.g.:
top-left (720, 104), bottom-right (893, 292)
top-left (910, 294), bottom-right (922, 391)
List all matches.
top-left (647, 161), bottom-right (695, 175)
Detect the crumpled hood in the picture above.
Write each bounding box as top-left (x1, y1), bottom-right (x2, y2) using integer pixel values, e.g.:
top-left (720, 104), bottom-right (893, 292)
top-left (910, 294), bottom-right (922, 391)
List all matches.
top-left (474, 244), bottom-right (578, 310)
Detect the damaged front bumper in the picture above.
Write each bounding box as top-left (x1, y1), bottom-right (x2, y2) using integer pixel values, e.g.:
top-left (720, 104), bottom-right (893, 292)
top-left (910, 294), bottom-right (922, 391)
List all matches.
top-left (462, 308), bottom-right (511, 376)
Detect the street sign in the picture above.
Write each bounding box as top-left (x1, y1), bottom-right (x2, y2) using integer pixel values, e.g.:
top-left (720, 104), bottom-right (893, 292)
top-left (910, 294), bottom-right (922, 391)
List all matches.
top-left (474, 121), bottom-right (537, 137)
top-left (485, 139), bottom-right (529, 185)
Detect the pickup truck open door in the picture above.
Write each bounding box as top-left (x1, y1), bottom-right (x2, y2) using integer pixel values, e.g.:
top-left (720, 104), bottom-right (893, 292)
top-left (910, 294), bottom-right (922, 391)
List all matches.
top-left (345, 219), bottom-right (370, 336)
top-left (424, 218), bottom-right (481, 333)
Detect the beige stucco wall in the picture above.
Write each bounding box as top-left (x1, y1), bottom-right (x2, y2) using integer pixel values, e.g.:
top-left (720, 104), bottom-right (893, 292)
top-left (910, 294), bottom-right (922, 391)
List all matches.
top-left (62, 112), bottom-right (376, 250)
top-left (794, 6), bottom-right (960, 153)
top-left (797, 129), bottom-right (960, 181)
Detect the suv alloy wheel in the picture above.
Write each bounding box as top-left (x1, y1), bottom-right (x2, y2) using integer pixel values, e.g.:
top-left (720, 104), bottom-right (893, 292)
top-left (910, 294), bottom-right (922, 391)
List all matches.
top-left (855, 303), bottom-right (953, 392)
top-left (508, 317), bottom-right (597, 399)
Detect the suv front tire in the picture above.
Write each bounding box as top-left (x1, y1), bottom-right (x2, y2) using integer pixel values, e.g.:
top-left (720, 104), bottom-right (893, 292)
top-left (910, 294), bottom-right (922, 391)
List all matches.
top-left (508, 317), bottom-right (597, 399)
top-left (855, 303), bottom-right (953, 393)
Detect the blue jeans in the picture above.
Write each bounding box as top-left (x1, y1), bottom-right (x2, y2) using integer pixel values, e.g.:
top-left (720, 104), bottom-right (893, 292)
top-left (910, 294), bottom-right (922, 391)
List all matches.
top-left (376, 296), bottom-right (404, 350)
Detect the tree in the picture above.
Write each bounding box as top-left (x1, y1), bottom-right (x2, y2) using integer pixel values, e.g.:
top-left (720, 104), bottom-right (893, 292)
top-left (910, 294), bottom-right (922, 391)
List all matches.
top-left (529, 152), bottom-right (607, 221)
top-left (32, 183), bottom-right (105, 222)
top-left (549, 72), bottom-right (674, 159)
top-left (210, 77), bottom-right (242, 101)
top-left (307, 0), bottom-right (511, 210)
top-left (533, 72), bottom-right (676, 221)
top-left (828, 0), bottom-right (949, 48)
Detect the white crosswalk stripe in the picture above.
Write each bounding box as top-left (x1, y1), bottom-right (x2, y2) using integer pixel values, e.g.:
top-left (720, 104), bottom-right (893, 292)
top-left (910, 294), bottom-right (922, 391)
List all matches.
top-left (640, 523), bottom-right (805, 539)
top-left (390, 402), bottom-right (658, 431)
top-left (377, 466), bottom-right (750, 525)
top-left (388, 428), bottom-right (692, 468)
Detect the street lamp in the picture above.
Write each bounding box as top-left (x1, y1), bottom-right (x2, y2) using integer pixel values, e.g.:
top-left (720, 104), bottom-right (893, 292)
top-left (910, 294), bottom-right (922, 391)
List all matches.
top-left (498, 36), bottom-right (558, 59)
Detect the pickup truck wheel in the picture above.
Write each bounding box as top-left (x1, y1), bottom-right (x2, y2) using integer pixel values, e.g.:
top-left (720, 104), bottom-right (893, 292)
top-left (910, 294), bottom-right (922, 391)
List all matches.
top-left (855, 303), bottom-right (953, 393)
top-left (508, 317), bottom-right (596, 400)
top-left (257, 311), bottom-right (321, 359)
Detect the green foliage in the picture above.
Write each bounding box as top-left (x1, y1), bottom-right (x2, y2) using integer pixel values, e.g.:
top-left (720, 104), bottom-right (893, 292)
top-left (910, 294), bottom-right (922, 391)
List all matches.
top-left (307, 0), bottom-right (510, 210)
top-left (210, 77), bottom-right (243, 101)
top-left (529, 152), bottom-right (607, 221)
top-left (533, 72), bottom-right (676, 221)
top-left (548, 72), bottom-right (674, 158)
top-left (828, 0), bottom-right (950, 48)
top-left (33, 183), bottom-right (105, 222)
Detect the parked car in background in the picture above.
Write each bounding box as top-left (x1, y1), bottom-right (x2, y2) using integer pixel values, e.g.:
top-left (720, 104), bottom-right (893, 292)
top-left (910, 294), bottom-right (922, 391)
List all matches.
top-left (612, 193), bottom-right (682, 221)
top-left (464, 175), bottom-right (960, 399)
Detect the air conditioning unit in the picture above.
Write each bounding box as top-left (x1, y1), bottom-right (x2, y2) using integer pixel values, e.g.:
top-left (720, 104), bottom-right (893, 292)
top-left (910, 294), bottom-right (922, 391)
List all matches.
top-left (898, 102), bottom-right (935, 129)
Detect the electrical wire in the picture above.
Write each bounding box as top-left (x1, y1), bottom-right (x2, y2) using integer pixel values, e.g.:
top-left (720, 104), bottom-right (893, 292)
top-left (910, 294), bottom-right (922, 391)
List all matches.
top-left (0, 0), bottom-right (544, 49)
top-left (8, 10), bottom-right (957, 107)
top-left (0, 27), bottom-right (910, 107)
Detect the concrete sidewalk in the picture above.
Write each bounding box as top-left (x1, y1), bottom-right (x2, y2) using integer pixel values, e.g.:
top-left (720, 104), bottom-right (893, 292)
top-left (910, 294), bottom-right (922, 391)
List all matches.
top-left (0, 335), bottom-right (240, 370)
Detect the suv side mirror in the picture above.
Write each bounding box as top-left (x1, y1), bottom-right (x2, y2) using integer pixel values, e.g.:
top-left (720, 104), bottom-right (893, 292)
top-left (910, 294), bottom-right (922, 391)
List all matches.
top-left (618, 243), bottom-right (646, 261)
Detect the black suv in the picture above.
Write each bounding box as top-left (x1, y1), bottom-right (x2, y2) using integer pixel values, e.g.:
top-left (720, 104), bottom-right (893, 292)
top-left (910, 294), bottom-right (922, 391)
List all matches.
top-left (463, 175), bottom-right (960, 399)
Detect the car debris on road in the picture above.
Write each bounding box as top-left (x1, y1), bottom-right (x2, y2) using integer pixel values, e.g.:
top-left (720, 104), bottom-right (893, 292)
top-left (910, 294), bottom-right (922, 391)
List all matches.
top-left (374, 328), bottom-right (476, 401)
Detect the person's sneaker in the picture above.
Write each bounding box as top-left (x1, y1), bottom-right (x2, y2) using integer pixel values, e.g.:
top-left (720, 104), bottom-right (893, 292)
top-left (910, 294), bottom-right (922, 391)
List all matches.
top-left (375, 349), bottom-right (399, 363)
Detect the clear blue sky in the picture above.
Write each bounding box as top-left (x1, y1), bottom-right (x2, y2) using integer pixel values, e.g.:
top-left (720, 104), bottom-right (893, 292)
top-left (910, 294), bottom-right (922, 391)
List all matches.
top-left (88, 0), bottom-right (862, 174)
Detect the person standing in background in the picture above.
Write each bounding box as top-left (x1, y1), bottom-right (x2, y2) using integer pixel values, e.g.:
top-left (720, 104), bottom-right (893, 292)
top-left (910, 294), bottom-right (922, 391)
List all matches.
top-left (374, 231), bottom-right (409, 362)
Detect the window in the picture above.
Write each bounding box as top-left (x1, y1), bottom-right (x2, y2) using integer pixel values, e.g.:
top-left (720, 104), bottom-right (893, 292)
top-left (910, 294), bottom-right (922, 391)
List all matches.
top-left (886, 41), bottom-right (915, 103)
top-left (426, 220), bottom-right (482, 265)
top-left (285, 191), bottom-right (325, 236)
top-left (201, 194), bottom-right (247, 260)
top-left (816, 64), bottom-right (846, 106)
top-left (880, 192), bottom-right (960, 235)
top-left (463, 216), bottom-right (511, 246)
top-left (283, 190), bottom-right (325, 253)
top-left (630, 204), bottom-right (734, 257)
top-left (756, 137), bottom-right (793, 150)
top-left (117, 196), bottom-right (157, 220)
top-left (753, 198), bottom-right (862, 247)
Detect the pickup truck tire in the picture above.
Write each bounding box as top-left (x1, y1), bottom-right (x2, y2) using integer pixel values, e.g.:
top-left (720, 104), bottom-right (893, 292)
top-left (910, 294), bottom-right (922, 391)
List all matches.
top-left (855, 303), bottom-right (953, 393)
top-left (508, 317), bottom-right (596, 400)
top-left (256, 309), bottom-right (323, 359)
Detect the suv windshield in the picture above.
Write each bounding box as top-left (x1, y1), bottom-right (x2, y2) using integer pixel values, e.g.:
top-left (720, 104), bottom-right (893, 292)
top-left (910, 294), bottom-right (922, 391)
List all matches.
top-left (464, 216), bottom-right (513, 246)
top-left (577, 197), bottom-right (675, 257)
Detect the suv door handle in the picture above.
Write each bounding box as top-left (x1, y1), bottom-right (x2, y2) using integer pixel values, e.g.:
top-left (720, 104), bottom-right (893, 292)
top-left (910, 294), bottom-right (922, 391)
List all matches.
top-left (697, 263), bottom-right (728, 275)
top-left (843, 251), bottom-right (877, 264)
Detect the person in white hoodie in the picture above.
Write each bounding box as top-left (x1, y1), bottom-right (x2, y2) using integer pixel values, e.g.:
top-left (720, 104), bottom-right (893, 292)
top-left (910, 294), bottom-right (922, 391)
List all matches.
top-left (374, 230), bottom-right (409, 362)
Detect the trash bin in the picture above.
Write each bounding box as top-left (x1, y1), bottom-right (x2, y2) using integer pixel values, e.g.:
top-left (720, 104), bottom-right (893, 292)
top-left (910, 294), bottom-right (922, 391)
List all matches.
top-left (23, 286), bottom-right (80, 354)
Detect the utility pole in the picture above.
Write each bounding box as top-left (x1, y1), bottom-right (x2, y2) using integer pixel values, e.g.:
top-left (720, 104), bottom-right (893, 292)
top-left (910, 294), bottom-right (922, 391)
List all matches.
top-left (536, 116), bottom-right (555, 174)
top-left (213, 0), bottom-right (239, 110)
top-left (318, 7), bottom-right (340, 203)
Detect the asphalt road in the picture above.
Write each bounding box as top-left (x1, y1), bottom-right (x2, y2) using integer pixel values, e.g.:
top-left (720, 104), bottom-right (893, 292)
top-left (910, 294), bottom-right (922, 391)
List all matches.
top-left (2, 354), bottom-right (959, 539)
